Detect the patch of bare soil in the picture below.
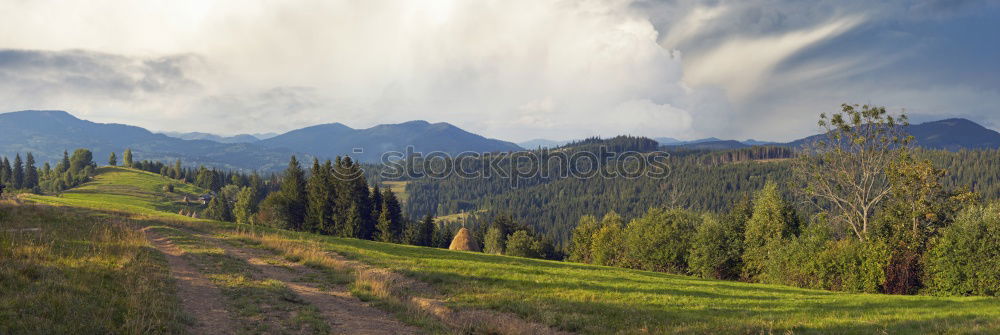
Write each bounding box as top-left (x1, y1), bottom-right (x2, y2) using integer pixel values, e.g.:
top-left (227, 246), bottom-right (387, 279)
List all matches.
top-left (142, 227), bottom-right (234, 335)
top-left (198, 233), bottom-right (420, 335)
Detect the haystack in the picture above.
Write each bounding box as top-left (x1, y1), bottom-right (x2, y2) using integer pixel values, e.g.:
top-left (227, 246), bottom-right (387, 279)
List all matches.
top-left (449, 228), bottom-right (480, 252)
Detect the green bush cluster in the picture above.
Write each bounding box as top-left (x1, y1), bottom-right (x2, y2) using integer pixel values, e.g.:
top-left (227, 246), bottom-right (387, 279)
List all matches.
top-left (924, 204), bottom-right (1000, 296)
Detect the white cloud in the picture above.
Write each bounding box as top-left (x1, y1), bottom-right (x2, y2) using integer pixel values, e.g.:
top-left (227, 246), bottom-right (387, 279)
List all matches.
top-left (683, 15), bottom-right (865, 101)
top-left (0, 0), bottom-right (717, 141)
top-left (0, 0), bottom-right (996, 142)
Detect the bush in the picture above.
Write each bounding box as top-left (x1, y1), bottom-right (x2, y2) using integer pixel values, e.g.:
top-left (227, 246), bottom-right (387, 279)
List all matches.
top-left (568, 215), bottom-right (600, 263)
top-left (742, 181), bottom-right (799, 281)
top-left (924, 204), bottom-right (1000, 296)
top-left (689, 199), bottom-right (751, 280)
top-left (623, 208), bottom-right (700, 273)
top-left (255, 193), bottom-right (292, 228)
top-left (505, 230), bottom-right (536, 258)
top-left (591, 218), bottom-right (625, 267)
top-left (483, 227), bottom-right (505, 255)
top-left (764, 222), bottom-right (890, 293)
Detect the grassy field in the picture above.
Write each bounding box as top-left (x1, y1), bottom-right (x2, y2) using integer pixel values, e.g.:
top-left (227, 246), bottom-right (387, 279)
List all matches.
top-left (12, 167), bottom-right (1000, 334)
top-left (0, 201), bottom-right (184, 334)
top-left (25, 166), bottom-right (207, 218)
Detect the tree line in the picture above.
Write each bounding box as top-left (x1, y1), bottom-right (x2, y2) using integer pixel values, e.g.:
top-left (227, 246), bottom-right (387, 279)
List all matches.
top-left (1, 149), bottom-right (96, 194)
top-left (566, 104), bottom-right (999, 296)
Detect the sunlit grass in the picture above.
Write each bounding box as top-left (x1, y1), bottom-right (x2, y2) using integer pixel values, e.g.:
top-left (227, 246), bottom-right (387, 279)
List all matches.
top-left (0, 202), bottom-right (184, 334)
top-left (20, 166), bottom-right (1000, 334)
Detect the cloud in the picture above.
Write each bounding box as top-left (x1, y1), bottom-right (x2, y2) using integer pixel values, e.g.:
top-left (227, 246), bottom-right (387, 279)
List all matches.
top-left (683, 15), bottom-right (864, 100)
top-left (0, 0), bottom-right (997, 142)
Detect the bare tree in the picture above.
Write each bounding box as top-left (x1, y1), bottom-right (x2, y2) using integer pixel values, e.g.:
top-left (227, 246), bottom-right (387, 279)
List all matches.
top-left (793, 104), bottom-right (911, 240)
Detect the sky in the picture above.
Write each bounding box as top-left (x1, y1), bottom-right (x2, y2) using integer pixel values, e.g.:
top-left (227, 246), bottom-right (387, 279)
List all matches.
top-left (0, 0), bottom-right (997, 142)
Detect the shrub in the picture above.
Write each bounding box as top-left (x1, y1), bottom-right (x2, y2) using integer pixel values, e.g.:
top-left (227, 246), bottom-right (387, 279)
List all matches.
top-left (742, 181), bottom-right (799, 281)
top-left (591, 218), bottom-right (625, 267)
top-left (568, 215), bottom-right (600, 263)
top-left (689, 199), bottom-right (751, 280)
top-left (483, 226), bottom-right (505, 255)
top-left (924, 204), bottom-right (1000, 296)
top-left (505, 230), bottom-right (536, 258)
top-left (623, 208), bottom-right (700, 273)
top-left (764, 222), bottom-right (890, 293)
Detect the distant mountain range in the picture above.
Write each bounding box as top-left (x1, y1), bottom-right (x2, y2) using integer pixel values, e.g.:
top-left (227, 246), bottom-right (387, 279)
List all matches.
top-left (255, 120), bottom-right (522, 162)
top-left (0, 110), bottom-right (522, 170)
top-left (0, 110), bottom-right (297, 171)
top-left (785, 118), bottom-right (1000, 150)
top-left (158, 131), bottom-right (277, 144)
top-left (2, 110), bottom-right (998, 171)
top-left (517, 139), bottom-right (571, 149)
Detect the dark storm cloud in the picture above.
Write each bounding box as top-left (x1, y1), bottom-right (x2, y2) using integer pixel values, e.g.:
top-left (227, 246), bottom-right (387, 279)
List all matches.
top-left (0, 49), bottom-right (202, 100)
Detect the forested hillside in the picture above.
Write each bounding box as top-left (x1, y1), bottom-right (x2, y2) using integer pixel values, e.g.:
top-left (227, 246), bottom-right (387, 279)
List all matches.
top-left (402, 143), bottom-right (1000, 248)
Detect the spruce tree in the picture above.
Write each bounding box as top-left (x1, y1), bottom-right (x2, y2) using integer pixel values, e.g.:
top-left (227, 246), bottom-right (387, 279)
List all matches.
top-left (345, 158), bottom-right (373, 239)
top-left (417, 214), bottom-right (436, 247)
top-left (434, 225), bottom-right (454, 248)
top-left (375, 203), bottom-right (394, 242)
top-left (108, 152), bottom-right (117, 166)
top-left (305, 159), bottom-right (333, 233)
top-left (342, 203), bottom-right (361, 238)
top-left (58, 150), bottom-right (70, 173)
top-left (123, 149), bottom-right (133, 167)
top-left (24, 153), bottom-right (37, 189)
top-left (0, 157), bottom-right (10, 186)
top-left (382, 188), bottom-right (403, 240)
top-left (370, 183), bottom-right (383, 225)
top-left (279, 156), bottom-right (307, 230)
top-left (12, 154), bottom-right (23, 189)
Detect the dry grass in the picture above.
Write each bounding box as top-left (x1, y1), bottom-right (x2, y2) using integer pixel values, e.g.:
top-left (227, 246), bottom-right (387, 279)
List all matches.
top-left (0, 202), bottom-right (184, 334)
top-left (227, 228), bottom-right (565, 335)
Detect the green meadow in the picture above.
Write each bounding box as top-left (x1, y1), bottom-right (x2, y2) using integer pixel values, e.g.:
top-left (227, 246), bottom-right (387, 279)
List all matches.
top-left (7, 167), bottom-right (1000, 334)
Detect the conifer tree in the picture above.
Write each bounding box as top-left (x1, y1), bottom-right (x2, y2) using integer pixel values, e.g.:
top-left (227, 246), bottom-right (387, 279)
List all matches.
top-left (58, 150), bottom-right (70, 173)
top-left (305, 159), bottom-right (333, 233)
top-left (108, 152), bottom-right (117, 166)
top-left (342, 203), bottom-right (361, 238)
top-left (0, 157), bottom-right (10, 185)
top-left (279, 156), bottom-right (307, 230)
top-left (375, 203), bottom-right (394, 242)
top-left (417, 214), bottom-right (436, 247)
top-left (12, 154), bottom-right (23, 189)
top-left (370, 183), bottom-right (383, 224)
top-left (24, 153), bottom-right (37, 189)
top-left (382, 188), bottom-right (403, 240)
top-left (434, 225), bottom-right (454, 248)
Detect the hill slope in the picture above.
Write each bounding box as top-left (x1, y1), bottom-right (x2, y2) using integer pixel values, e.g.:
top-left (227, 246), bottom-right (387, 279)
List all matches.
top-left (0, 110), bottom-right (298, 171)
top-left (786, 118), bottom-right (1000, 150)
top-left (20, 167), bottom-right (1000, 334)
top-left (159, 131), bottom-right (263, 144)
top-left (259, 120), bottom-right (523, 162)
